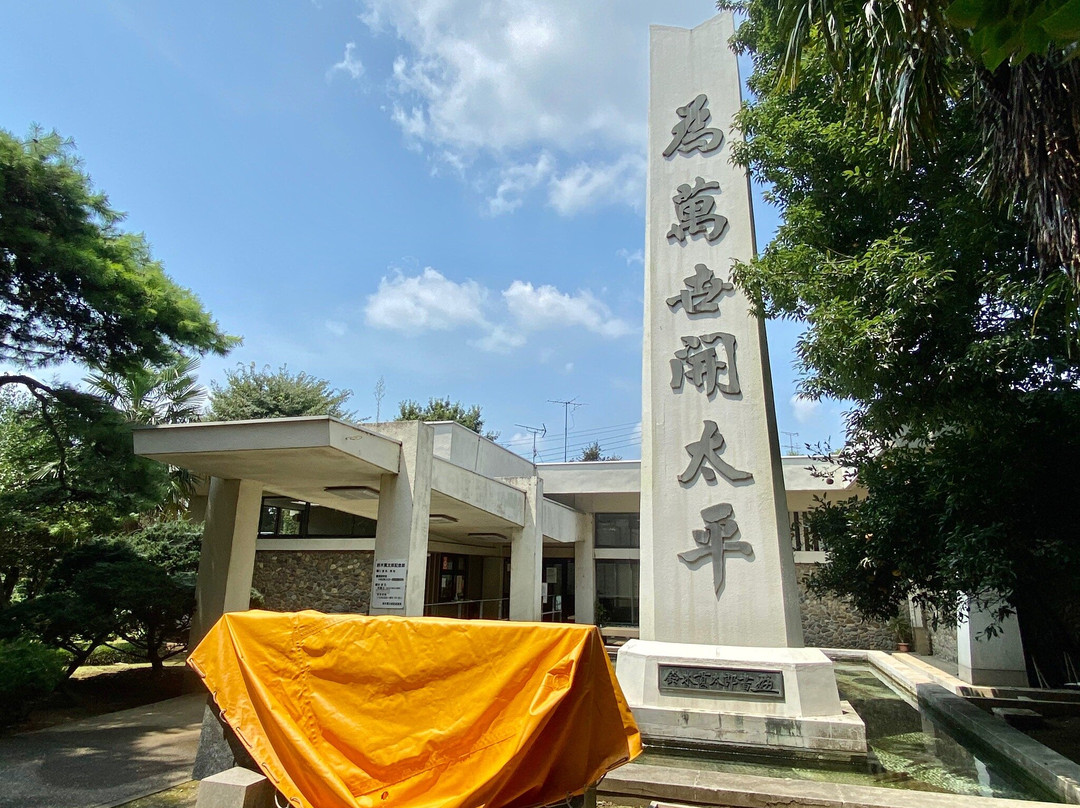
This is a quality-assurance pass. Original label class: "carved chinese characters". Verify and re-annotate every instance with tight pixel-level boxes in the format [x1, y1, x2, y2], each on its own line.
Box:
[662, 94, 754, 597]
[677, 504, 753, 593]
[666, 264, 733, 315]
[667, 177, 728, 244]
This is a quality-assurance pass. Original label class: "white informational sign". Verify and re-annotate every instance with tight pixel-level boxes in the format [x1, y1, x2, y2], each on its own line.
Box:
[371, 559, 407, 610]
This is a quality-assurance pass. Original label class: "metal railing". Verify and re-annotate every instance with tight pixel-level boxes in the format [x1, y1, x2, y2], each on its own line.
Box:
[422, 599, 567, 622]
[424, 598, 509, 620]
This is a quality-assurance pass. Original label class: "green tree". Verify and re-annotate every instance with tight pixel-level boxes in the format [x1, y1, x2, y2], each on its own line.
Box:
[730, 3, 1080, 683]
[0, 390, 168, 607]
[0, 127, 236, 388]
[4, 538, 194, 675]
[86, 354, 207, 515]
[85, 354, 206, 426]
[758, 0, 1080, 280]
[397, 396, 498, 439]
[577, 441, 622, 461]
[209, 363, 353, 421]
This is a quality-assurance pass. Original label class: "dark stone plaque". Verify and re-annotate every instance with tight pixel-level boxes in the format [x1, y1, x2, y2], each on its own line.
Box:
[658, 664, 785, 699]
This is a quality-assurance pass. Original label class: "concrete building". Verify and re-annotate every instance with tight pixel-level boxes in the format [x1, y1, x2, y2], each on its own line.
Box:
[133, 415, 862, 645]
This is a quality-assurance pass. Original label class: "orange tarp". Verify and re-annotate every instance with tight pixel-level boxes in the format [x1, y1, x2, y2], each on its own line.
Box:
[188, 611, 641, 808]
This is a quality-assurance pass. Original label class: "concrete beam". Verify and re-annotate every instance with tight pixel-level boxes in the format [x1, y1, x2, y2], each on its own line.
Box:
[431, 458, 525, 525]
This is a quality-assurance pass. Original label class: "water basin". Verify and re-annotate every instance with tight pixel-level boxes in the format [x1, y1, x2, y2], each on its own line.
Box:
[633, 663, 1059, 802]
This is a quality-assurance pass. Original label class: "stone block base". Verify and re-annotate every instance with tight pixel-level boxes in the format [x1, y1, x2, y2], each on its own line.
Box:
[196, 767, 274, 808]
[631, 700, 867, 761]
[616, 639, 867, 760]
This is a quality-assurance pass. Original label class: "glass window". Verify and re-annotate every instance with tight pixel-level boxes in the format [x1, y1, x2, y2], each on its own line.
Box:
[258, 497, 307, 536]
[258, 497, 375, 538]
[595, 559, 639, 626]
[595, 513, 640, 548]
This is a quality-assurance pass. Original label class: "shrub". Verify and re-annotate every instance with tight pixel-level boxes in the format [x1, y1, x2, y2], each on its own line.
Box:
[0, 637, 66, 725]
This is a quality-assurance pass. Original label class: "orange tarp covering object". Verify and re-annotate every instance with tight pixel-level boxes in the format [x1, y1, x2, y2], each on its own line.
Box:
[188, 611, 642, 808]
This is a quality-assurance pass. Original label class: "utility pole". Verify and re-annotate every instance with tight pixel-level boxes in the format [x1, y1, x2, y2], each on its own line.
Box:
[548, 398, 585, 461]
[515, 423, 546, 463]
[781, 431, 800, 455]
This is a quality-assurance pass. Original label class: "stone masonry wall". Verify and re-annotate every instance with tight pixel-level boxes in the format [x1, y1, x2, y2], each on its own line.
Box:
[929, 617, 958, 663]
[796, 564, 895, 650]
[252, 550, 373, 614]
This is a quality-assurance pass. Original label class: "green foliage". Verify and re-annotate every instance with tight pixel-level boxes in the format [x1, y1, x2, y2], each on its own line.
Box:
[86, 354, 207, 515]
[578, 441, 622, 461]
[4, 535, 196, 675]
[761, 0, 1080, 278]
[732, 3, 1080, 683]
[945, 0, 1080, 69]
[0, 390, 168, 607]
[85, 354, 206, 426]
[0, 637, 66, 725]
[209, 363, 353, 421]
[0, 127, 237, 375]
[397, 396, 498, 439]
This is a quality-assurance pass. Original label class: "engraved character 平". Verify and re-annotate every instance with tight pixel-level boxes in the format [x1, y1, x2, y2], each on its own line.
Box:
[663, 93, 724, 157]
[667, 177, 728, 244]
[677, 503, 754, 594]
[670, 332, 740, 398]
[666, 263, 734, 315]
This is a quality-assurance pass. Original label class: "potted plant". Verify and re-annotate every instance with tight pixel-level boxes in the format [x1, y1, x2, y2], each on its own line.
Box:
[888, 613, 914, 652]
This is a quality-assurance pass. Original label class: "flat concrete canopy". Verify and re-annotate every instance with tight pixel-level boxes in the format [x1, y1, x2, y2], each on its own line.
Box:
[133, 416, 529, 538]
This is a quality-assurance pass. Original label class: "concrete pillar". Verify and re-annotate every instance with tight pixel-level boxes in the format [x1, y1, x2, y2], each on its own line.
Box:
[191, 478, 263, 645]
[371, 421, 434, 617]
[507, 476, 543, 621]
[957, 597, 1028, 686]
[575, 513, 596, 625]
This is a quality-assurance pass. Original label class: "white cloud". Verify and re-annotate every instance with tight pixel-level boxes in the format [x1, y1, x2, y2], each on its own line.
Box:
[790, 394, 821, 424]
[324, 320, 348, 337]
[503, 281, 633, 338]
[327, 42, 364, 81]
[487, 153, 554, 216]
[547, 153, 646, 216]
[617, 247, 644, 266]
[364, 267, 487, 331]
[364, 267, 634, 350]
[564, 362, 574, 373]
[351, 1, 708, 214]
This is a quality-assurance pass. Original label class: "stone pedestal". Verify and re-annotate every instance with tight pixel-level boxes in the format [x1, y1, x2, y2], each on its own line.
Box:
[616, 640, 866, 759]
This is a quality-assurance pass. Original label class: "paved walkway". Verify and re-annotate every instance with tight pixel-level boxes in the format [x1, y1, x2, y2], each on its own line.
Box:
[0, 694, 205, 808]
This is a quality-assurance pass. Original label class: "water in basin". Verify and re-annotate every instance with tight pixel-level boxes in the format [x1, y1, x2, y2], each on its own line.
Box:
[634, 663, 1057, 801]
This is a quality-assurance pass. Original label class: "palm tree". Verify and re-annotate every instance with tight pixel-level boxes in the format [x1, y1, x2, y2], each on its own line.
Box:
[85, 355, 207, 515]
[756, 0, 1079, 281]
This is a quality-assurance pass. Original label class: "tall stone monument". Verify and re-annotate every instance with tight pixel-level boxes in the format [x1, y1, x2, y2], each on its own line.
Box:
[616, 14, 866, 759]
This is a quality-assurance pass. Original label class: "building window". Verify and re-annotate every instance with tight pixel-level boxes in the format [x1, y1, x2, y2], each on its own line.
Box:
[596, 559, 639, 626]
[789, 511, 821, 552]
[258, 496, 376, 538]
[595, 513, 640, 548]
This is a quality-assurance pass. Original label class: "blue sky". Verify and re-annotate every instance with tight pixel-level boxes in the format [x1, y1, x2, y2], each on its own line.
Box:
[0, 1, 847, 460]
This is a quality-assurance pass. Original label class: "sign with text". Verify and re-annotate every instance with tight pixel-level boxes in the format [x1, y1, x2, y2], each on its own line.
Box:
[371, 559, 407, 610]
[658, 664, 784, 699]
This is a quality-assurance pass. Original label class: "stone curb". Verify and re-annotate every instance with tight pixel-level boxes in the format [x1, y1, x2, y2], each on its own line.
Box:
[601, 762, 1060, 808]
[917, 683, 1080, 804]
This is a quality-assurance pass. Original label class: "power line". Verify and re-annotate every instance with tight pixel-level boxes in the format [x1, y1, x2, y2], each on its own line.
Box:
[502, 419, 639, 448]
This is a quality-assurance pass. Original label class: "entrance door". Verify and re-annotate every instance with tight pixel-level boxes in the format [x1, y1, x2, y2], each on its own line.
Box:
[541, 558, 575, 622]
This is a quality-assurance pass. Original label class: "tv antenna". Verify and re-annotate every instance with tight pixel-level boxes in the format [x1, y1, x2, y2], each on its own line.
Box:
[515, 423, 547, 463]
[781, 431, 800, 455]
[548, 397, 586, 461]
